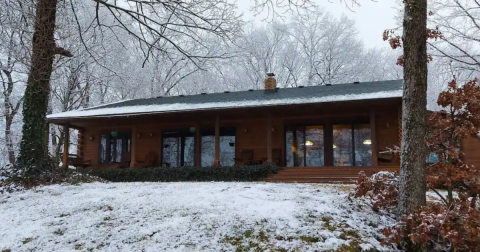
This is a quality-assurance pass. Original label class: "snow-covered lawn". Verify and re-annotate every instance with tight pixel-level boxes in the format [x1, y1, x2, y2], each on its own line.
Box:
[0, 182, 395, 251]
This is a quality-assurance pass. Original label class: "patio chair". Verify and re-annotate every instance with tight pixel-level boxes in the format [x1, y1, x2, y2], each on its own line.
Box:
[68, 157, 92, 169]
[378, 150, 395, 163]
[118, 154, 131, 168]
[272, 148, 282, 166]
[234, 149, 254, 165]
[137, 152, 157, 168]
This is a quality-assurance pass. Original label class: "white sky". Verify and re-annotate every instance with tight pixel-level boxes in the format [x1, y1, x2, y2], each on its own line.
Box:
[237, 0, 399, 49]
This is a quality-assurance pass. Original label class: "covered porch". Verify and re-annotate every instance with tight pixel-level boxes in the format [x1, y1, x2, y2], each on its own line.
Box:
[53, 98, 402, 177]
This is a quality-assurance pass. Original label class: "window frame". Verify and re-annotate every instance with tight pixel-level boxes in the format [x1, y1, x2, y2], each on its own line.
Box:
[161, 129, 196, 168]
[99, 132, 132, 164]
[332, 123, 372, 167]
[284, 124, 326, 167]
[199, 126, 237, 167]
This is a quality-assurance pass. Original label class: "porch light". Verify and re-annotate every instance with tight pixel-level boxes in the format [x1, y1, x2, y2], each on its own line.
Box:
[305, 141, 313, 146]
[363, 140, 372, 145]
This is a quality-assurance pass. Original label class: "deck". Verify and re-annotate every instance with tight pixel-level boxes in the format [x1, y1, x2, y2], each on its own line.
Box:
[261, 166, 400, 184]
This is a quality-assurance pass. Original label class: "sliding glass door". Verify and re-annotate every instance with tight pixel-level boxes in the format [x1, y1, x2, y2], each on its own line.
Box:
[285, 125, 324, 167]
[200, 127, 236, 167]
[333, 124, 372, 167]
[162, 130, 195, 167]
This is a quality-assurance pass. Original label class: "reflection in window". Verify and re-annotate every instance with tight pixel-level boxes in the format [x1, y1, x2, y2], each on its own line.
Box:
[184, 136, 195, 167]
[220, 136, 235, 166]
[99, 132, 131, 164]
[201, 135, 215, 167]
[200, 127, 236, 167]
[333, 125, 354, 166]
[286, 126, 324, 167]
[333, 124, 372, 167]
[427, 152, 439, 164]
[163, 134, 181, 167]
[306, 126, 324, 166]
[354, 124, 372, 166]
[162, 130, 195, 168]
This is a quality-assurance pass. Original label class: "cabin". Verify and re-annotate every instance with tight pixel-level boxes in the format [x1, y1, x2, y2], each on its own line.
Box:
[46, 75, 480, 183]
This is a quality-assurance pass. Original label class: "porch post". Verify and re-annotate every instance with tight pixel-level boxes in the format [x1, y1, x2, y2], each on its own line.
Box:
[195, 123, 201, 167]
[214, 116, 220, 167]
[324, 119, 333, 166]
[370, 108, 378, 167]
[130, 123, 137, 168]
[62, 124, 70, 170]
[266, 115, 273, 163]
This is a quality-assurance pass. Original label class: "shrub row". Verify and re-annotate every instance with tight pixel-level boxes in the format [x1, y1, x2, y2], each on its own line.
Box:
[83, 163, 282, 182]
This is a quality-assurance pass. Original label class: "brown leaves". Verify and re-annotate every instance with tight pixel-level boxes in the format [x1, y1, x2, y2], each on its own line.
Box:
[354, 171, 399, 212]
[383, 26, 443, 65]
[358, 78, 480, 251]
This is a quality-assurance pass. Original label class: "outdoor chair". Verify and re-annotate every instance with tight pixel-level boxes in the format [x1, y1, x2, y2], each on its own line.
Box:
[137, 152, 157, 168]
[378, 150, 395, 163]
[68, 156, 92, 169]
[234, 149, 254, 165]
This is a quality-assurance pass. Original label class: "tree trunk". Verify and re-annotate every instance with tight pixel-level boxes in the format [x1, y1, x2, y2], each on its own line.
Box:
[2, 69, 18, 165]
[18, 0, 58, 172]
[398, 0, 428, 216]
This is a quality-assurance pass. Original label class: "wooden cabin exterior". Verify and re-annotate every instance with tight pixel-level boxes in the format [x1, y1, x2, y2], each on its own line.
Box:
[47, 77, 480, 183]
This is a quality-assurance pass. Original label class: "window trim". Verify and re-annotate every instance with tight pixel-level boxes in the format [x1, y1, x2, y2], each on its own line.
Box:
[99, 131, 132, 164]
[161, 130, 196, 167]
[199, 126, 237, 167]
[284, 124, 326, 167]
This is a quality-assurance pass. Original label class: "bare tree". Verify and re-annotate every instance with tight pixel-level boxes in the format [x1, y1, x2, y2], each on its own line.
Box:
[17, 0, 242, 171]
[0, 0, 31, 164]
[428, 0, 480, 75]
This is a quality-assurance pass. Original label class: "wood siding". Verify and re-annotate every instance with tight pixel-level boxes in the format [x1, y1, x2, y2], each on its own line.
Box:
[66, 100, 404, 169]
[463, 135, 480, 169]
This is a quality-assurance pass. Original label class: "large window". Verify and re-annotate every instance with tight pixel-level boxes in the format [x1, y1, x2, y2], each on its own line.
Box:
[100, 132, 131, 164]
[286, 125, 324, 167]
[333, 124, 372, 167]
[201, 127, 236, 167]
[162, 130, 195, 167]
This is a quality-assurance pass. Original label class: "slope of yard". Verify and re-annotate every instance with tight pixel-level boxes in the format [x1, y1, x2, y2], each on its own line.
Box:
[0, 182, 395, 251]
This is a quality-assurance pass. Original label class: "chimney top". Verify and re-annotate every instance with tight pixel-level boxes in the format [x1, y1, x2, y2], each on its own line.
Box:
[264, 73, 277, 91]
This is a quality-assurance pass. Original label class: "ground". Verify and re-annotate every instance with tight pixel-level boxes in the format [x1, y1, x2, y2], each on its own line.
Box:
[0, 182, 396, 252]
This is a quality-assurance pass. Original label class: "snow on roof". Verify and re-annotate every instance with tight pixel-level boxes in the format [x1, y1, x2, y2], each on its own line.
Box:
[47, 80, 403, 120]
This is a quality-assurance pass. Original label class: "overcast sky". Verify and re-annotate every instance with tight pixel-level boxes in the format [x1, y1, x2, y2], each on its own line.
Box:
[237, 0, 399, 49]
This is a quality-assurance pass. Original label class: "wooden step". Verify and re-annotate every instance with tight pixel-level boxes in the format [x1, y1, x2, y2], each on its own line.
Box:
[260, 177, 357, 183]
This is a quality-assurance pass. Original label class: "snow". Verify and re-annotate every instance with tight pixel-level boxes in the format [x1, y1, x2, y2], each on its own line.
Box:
[0, 182, 396, 251]
[47, 90, 402, 119]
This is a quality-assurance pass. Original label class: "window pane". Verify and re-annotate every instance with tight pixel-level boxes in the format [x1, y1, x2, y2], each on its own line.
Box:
[163, 135, 180, 167]
[116, 138, 123, 163]
[306, 126, 324, 166]
[285, 126, 305, 167]
[333, 124, 353, 166]
[183, 136, 195, 167]
[109, 137, 116, 163]
[220, 136, 235, 166]
[100, 135, 107, 163]
[354, 124, 372, 166]
[201, 135, 215, 167]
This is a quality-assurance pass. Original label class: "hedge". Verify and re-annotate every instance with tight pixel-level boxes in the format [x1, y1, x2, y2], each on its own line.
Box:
[83, 163, 282, 182]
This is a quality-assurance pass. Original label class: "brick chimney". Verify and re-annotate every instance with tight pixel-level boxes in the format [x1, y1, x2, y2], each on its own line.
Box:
[265, 73, 276, 90]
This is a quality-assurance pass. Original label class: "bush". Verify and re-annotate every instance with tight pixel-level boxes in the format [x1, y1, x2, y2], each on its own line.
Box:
[83, 163, 282, 182]
[1, 163, 104, 194]
[354, 171, 399, 213]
